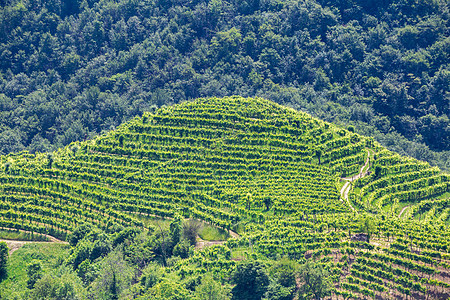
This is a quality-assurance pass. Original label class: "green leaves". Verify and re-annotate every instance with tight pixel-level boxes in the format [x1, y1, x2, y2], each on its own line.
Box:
[297, 260, 331, 300]
[231, 260, 270, 300]
[0, 242, 7, 280]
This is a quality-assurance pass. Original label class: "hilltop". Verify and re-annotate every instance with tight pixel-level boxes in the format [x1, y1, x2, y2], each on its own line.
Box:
[0, 97, 449, 299]
[0, 0, 449, 170]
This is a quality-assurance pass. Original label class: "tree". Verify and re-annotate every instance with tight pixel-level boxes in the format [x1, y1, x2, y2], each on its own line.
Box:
[245, 193, 252, 210]
[374, 165, 382, 179]
[358, 215, 376, 242]
[68, 228, 112, 269]
[194, 274, 231, 300]
[183, 220, 202, 246]
[69, 224, 92, 247]
[88, 248, 134, 300]
[170, 214, 182, 247]
[315, 148, 323, 165]
[112, 227, 141, 247]
[172, 240, 191, 259]
[90, 231, 112, 261]
[46, 153, 53, 168]
[118, 135, 124, 147]
[140, 263, 162, 290]
[270, 257, 297, 289]
[263, 280, 294, 300]
[297, 261, 331, 300]
[0, 242, 8, 280]
[142, 277, 190, 300]
[231, 260, 269, 300]
[30, 268, 86, 300]
[263, 196, 272, 211]
[152, 224, 170, 266]
[109, 271, 118, 300]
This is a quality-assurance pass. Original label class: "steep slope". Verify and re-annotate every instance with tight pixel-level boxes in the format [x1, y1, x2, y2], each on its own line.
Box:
[0, 96, 448, 235]
[0, 97, 448, 299]
[0, 0, 449, 171]
[0, 97, 346, 236]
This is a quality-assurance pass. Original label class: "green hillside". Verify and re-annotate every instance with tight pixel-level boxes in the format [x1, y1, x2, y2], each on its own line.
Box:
[0, 96, 449, 299]
[0, 0, 449, 171]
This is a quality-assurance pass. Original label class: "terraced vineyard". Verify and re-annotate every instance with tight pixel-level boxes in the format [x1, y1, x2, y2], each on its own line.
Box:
[0, 96, 448, 299]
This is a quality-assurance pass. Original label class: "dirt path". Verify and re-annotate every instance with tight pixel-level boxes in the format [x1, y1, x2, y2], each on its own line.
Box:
[1, 240, 40, 255]
[195, 238, 226, 249]
[0, 229, 68, 255]
[0, 239, 68, 255]
[398, 206, 410, 218]
[341, 151, 371, 182]
[340, 150, 371, 212]
[341, 182, 355, 212]
[195, 230, 240, 250]
[340, 182, 350, 200]
[228, 230, 240, 239]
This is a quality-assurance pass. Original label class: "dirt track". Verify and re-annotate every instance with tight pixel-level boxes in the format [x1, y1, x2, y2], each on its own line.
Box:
[0, 230, 68, 255]
[340, 150, 371, 212]
[398, 205, 410, 218]
[195, 230, 240, 249]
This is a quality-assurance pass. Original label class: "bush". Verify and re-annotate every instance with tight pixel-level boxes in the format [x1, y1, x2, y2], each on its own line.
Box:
[27, 260, 42, 289]
[173, 240, 192, 259]
[0, 241, 8, 279]
[183, 220, 202, 246]
[231, 260, 269, 300]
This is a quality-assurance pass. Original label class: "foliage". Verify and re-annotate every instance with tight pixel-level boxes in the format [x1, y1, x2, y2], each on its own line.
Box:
[0, 242, 7, 279]
[67, 228, 112, 269]
[170, 214, 183, 247]
[358, 215, 376, 242]
[0, 0, 448, 171]
[0, 243, 70, 299]
[68, 224, 92, 247]
[140, 277, 191, 300]
[269, 257, 298, 289]
[26, 260, 42, 289]
[30, 267, 86, 300]
[87, 248, 134, 300]
[263, 280, 294, 300]
[231, 260, 270, 300]
[140, 263, 163, 291]
[297, 261, 331, 300]
[173, 240, 192, 259]
[194, 274, 231, 300]
[182, 220, 202, 246]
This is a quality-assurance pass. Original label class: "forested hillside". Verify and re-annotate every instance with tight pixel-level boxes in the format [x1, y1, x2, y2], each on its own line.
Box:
[0, 97, 448, 299]
[0, 0, 448, 170]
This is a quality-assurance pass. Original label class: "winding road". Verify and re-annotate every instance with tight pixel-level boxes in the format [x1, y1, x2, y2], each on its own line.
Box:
[398, 206, 410, 218]
[340, 151, 371, 212]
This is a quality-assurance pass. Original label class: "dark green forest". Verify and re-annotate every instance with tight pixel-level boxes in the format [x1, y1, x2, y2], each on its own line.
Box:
[0, 0, 448, 169]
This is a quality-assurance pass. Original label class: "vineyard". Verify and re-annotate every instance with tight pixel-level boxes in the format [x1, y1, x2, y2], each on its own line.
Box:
[0, 96, 449, 299]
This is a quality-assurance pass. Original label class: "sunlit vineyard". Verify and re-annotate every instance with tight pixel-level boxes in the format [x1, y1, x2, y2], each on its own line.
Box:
[0, 96, 448, 299]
